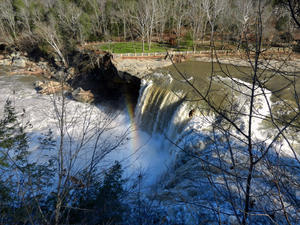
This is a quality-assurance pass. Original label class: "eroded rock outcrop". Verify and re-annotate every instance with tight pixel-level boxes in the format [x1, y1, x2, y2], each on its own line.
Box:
[70, 52, 141, 106]
[0, 45, 141, 107]
[0, 46, 53, 77]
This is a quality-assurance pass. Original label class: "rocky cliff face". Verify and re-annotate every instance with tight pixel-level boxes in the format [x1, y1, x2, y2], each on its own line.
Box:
[0, 45, 141, 108]
[70, 51, 141, 107]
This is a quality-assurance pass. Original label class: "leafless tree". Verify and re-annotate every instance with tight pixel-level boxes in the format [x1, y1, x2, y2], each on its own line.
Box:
[17, 0, 33, 36]
[0, 0, 17, 43]
[130, 0, 157, 52]
[187, 0, 207, 51]
[164, 0, 300, 224]
[285, 0, 300, 28]
[169, 0, 188, 46]
[115, 0, 131, 40]
[55, 0, 83, 43]
[233, 0, 255, 49]
[155, 0, 170, 42]
[216, 0, 234, 48]
[43, 82, 130, 224]
[35, 15, 68, 67]
[202, 0, 226, 47]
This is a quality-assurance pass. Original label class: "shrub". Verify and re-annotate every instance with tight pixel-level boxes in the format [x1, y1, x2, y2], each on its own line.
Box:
[69, 161, 126, 224]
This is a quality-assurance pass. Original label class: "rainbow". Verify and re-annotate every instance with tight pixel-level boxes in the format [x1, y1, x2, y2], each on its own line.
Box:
[124, 92, 140, 154]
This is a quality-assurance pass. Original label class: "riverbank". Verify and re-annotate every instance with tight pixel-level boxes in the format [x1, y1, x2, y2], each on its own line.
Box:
[1, 49, 300, 98]
[0, 52, 58, 79]
[0, 50, 141, 106]
[113, 58, 172, 78]
[114, 53, 300, 78]
[194, 55, 300, 72]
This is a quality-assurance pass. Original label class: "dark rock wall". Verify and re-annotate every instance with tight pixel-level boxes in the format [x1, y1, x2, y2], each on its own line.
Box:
[70, 51, 141, 107]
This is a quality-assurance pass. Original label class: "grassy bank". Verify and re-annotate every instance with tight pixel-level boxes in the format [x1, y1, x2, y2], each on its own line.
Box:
[93, 41, 230, 53]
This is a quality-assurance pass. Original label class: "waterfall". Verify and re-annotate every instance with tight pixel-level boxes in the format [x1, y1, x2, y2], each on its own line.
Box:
[134, 75, 278, 154]
[134, 80, 191, 145]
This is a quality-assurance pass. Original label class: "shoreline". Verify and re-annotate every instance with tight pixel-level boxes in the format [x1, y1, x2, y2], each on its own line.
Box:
[1, 49, 300, 82]
[113, 58, 172, 78]
[114, 54, 300, 78]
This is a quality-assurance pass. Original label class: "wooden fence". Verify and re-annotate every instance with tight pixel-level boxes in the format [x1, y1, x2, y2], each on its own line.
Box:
[112, 48, 290, 59]
[112, 50, 227, 58]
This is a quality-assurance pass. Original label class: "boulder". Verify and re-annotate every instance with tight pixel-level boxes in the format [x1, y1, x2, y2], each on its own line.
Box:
[11, 57, 26, 68]
[52, 69, 66, 80]
[0, 58, 11, 66]
[72, 87, 94, 103]
[37, 61, 49, 70]
[189, 109, 196, 118]
[10, 51, 20, 58]
[34, 80, 71, 95]
[34, 81, 44, 89]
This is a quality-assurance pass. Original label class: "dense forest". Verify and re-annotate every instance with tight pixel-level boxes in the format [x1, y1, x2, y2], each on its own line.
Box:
[0, 0, 299, 57]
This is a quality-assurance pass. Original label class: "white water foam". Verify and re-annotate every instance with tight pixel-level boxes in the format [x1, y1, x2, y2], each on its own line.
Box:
[0, 73, 173, 188]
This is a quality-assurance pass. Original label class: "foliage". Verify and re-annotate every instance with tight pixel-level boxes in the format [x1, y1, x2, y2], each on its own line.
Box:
[0, 0, 298, 55]
[96, 161, 126, 223]
[79, 12, 93, 41]
[68, 161, 126, 225]
[12, 0, 25, 13]
[0, 100, 56, 224]
[275, 15, 290, 31]
[0, 99, 28, 167]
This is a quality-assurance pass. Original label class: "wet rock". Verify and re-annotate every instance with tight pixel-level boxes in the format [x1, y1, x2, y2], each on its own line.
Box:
[52, 69, 66, 80]
[72, 87, 94, 103]
[11, 57, 26, 68]
[34, 81, 44, 89]
[34, 80, 71, 95]
[0, 58, 12, 66]
[189, 109, 196, 118]
[37, 61, 49, 70]
[10, 51, 20, 58]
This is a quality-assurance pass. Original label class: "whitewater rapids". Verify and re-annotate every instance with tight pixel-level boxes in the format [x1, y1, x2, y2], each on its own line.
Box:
[0, 71, 171, 187]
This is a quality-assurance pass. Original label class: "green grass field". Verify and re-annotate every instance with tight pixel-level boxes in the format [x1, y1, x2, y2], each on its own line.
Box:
[96, 41, 227, 53]
[98, 42, 168, 53]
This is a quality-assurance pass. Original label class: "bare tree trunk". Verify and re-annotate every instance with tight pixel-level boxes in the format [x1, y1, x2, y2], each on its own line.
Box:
[142, 37, 145, 52]
[54, 79, 66, 225]
[35, 18, 68, 67]
[123, 17, 126, 40]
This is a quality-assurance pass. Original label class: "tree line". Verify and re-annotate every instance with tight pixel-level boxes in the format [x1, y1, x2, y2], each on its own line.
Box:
[0, 0, 298, 55]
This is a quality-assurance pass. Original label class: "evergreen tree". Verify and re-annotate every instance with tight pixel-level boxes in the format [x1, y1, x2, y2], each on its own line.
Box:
[69, 161, 126, 225]
[0, 100, 56, 224]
